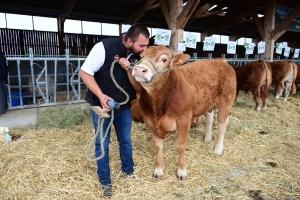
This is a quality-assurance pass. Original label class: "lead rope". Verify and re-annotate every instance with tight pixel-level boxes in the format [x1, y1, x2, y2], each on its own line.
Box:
[85, 57, 130, 162]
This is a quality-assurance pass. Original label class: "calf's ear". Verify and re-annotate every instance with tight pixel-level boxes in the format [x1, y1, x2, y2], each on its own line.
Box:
[170, 54, 190, 69]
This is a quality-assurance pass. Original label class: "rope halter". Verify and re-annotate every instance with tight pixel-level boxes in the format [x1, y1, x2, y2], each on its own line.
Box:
[132, 57, 170, 84]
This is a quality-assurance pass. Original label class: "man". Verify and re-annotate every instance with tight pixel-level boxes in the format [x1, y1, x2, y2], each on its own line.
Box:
[80, 23, 149, 198]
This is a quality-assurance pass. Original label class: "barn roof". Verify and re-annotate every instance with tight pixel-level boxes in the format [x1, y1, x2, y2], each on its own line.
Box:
[0, 0, 300, 46]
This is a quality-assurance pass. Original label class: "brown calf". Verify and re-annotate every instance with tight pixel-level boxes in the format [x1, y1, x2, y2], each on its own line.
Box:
[132, 45, 236, 181]
[232, 60, 272, 111]
[268, 61, 298, 101]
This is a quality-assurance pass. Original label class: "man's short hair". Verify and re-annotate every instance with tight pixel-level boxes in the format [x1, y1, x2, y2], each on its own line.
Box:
[125, 23, 150, 42]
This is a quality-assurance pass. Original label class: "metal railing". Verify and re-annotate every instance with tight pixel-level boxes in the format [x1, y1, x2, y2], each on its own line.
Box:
[4, 52, 300, 111]
[189, 53, 300, 65]
[5, 54, 87, 110]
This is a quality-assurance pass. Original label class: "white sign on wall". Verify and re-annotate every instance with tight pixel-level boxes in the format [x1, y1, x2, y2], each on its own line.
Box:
[284, 47, 291, 57]
[154, 28, 171, 46]
[227, 41, 237, 54]
[257, 41, 266, 54]
[282, 42, 288, 48]
[178, 42, 186, 51]
[203, 37, 216, 51]
[275, 42, 283, 54]
[245, 43, 255, 55]
[294, 49, 299, 58]
[185, 33, 197, 49]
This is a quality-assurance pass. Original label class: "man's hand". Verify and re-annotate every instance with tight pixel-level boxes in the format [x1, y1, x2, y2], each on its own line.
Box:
[98, 93, 112, 109]
[119, 58, 131, 71]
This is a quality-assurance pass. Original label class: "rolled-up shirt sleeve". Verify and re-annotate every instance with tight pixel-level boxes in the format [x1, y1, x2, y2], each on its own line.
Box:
[81, 42, 105, 76]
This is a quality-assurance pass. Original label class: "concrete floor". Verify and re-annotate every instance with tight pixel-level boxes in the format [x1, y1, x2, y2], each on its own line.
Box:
[0, 102, 89, 128]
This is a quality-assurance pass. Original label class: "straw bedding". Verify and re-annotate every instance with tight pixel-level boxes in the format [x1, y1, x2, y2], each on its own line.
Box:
[1, 91, 299, 199]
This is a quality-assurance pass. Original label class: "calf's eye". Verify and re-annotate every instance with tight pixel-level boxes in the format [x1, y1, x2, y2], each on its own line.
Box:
[162, 58, 167, 63]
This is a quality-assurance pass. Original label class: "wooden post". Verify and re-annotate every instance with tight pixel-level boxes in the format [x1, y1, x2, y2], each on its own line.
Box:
[169, 0, 183, 55]
[158, 0, 199, 55]
[263, 0, 276, 61]
[57, 16, 66, 55]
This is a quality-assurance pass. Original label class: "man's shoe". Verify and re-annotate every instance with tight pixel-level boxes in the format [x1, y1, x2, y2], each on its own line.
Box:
[102, 185, 113, 198]
[122, 172, 135, 179]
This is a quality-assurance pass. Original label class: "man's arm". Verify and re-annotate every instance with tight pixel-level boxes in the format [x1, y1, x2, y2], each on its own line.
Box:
[79, 70, 112, 108]
[118, 58, 142, 95]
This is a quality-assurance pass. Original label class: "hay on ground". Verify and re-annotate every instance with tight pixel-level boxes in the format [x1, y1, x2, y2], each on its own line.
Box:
[0, 91, 299, 199]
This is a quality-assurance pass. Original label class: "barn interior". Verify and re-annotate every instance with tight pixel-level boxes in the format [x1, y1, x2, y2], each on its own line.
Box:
[0, 1, 300, 199]
[0, 0, 299, 111]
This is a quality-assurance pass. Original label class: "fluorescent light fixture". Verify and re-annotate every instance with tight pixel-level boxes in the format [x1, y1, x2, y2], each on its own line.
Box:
[208, 5, 217, 11]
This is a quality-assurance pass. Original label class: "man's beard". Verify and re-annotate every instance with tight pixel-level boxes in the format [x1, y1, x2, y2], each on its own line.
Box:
[128, 44, 142, 54]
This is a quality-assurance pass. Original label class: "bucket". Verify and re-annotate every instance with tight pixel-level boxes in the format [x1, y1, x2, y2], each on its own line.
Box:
[11, 92, 28, 106]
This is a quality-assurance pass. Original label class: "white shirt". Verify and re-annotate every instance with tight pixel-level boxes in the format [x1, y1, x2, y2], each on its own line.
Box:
[80, 42, 105, 76]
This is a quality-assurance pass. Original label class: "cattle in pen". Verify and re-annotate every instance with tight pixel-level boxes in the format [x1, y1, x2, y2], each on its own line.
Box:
[131, 45, 236, 181]
[268, 61, 298, 101]
[231, 60, 272, 111]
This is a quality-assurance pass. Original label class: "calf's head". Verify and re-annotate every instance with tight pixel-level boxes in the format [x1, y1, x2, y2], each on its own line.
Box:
[132, 45, 190, 83]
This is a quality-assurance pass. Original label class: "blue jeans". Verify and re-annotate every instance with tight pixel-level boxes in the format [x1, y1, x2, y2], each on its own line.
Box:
[91, 108, 134, 186]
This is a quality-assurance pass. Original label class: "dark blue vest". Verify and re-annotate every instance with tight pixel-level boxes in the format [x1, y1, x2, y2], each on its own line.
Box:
[84, 36, 137, 112]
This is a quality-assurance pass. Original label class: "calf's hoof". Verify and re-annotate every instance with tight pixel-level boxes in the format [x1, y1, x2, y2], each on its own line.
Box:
[177, 169, 187, 181]
[205, 135, 212, 141]
[153, 168, 164, 180]
[214, 147, 223, 156]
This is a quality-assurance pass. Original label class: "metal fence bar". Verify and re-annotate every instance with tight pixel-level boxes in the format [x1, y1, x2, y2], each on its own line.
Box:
[5, 57, 87, 110]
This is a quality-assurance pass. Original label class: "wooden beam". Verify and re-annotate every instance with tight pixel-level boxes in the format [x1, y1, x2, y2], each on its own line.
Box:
[123, 0, 158, 24]
[276, 0, 288, 7]
[158, 0, 171, 29]
[176, 0, 200, 29]
[272, 29, 287, 41]
[195, 5, 245, 19]
[60, 0, 78, 21]
[169, 0, 183, 54]
[190, 1, 219, 20]
[246, 6, 265, 39]
[271, 1, 300, 39]
[57, 0, 78, 55]
[263, 0, 275, 61]
[201, 31, 208, 41]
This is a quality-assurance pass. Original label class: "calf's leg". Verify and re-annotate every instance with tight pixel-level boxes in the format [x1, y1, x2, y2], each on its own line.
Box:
[261, 84, 269, 110]
[204, 110, 214, 141]
[252, 87, 261, 111]
[275, 82, 284, 100]
[174, 132, 188, 181]
[215, 103, 231, 155]
[283, 81, 292, 101]
[148, 127, 165, 179]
